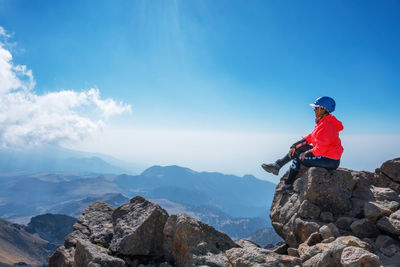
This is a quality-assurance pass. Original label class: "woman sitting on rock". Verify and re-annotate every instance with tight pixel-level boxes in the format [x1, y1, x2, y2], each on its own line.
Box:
[262, 96, 344, 190]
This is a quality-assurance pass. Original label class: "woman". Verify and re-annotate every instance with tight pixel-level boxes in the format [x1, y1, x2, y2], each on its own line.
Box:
[262, 96, 344, 190]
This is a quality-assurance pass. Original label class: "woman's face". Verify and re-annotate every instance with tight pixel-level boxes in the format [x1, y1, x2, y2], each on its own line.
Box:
[314, 106, 326, 118]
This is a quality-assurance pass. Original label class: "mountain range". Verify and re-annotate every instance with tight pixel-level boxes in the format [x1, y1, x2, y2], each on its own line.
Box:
[0, 145, 281, 264]
[0, 145, 140, 175]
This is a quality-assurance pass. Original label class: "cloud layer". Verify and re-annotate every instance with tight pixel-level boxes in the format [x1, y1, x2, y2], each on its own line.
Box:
[0, 27, 131, 147]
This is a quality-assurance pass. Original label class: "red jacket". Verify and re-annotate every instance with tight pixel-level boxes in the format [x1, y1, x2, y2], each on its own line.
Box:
[304, 115, 344, 160]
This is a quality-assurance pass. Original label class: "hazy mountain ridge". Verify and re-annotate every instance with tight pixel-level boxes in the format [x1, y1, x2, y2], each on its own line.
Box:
[0, 152, 280, 253]
[0, 145, 138, 175]
[116, 165, 276, 218]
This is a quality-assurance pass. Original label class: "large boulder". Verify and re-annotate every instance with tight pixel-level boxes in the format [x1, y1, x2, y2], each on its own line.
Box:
[163, 213, 237, 267]
[226, 244, 301, 267]
[340, 246, 380, 267]
[271, 158, 400, 266]
[109, 196, 169, 256]
[48, 246, 74, 267]
[74, 239, 125, 267]
[380, 157, 400, 182]
[64, 201, 115, 248]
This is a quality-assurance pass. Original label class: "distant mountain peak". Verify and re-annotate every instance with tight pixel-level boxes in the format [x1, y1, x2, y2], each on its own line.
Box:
[141, 165, 196, 176]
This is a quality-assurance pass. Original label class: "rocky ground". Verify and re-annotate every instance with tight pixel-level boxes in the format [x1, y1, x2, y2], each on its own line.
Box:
[50, 158, 400, 266]
[271, 157, 400, 267]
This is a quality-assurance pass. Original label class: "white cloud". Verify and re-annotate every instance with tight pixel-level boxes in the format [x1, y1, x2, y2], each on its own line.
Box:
[0, 27, 131, 147]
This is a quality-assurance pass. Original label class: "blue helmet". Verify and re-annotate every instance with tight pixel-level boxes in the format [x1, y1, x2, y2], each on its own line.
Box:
[310, 96, 336, 113]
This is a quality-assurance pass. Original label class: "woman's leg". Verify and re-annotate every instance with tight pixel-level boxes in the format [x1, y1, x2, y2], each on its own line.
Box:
[300, 155, 340, 170]
[284, 144, 313, 185]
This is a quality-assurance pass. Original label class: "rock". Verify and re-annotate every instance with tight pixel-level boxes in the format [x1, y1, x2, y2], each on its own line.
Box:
[270, 190, 302, 247]
[380, 158, 400, 182]
[287, 248, 299, 257]
[364, 201, 392, 222]
[390, 209, 400, 220]
[371, 186, 400, 202]
[379, 200, 400, 212]
[321, 237, 335, 243]
[48, 246, 74, 267]
[337, 236, 371, 250]
[294, 218, 320, 244]
[65, 202, 115, 248]
[336, 217, 356, 231]
[350, 218, 380, 238]
[319, 223, 340, 240]
[236, 239, 260, 249]
[270, 167, 359, 247]
[109, 196, 169, 256]
[305, 232, 322, 246]
[74, 239, 126, 267]
[225, 245, 302, 267]
[376, 216, 400, 236]
[302, 168, 356, 215]
[272, 243, 288, 255]
[375, 235, 398, 248]
[163, 213, 237, 267]
[303, 238, 347, 267]
[320, 211, 334, 222]
[298, 200, 321, 219]
[340, 246, 380, 267]
[297, 242, 327, 262]
[380, 246, 395, 257]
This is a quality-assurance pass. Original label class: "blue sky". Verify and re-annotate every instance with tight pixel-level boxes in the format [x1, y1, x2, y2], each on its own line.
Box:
[0, 0, 399, 181]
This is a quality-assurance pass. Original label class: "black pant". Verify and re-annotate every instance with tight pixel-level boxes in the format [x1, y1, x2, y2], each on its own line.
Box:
[278, 144, 340, 185]
[290, 144, 340, 171]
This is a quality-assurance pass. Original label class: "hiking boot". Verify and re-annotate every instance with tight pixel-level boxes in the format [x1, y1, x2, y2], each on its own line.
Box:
[261, 163, 281, 176]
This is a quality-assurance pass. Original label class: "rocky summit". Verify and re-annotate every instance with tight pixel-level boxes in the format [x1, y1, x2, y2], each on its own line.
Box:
[49, 196, 300, 267]
[50, 158, 400, 267]
[271, 157, 400, 266]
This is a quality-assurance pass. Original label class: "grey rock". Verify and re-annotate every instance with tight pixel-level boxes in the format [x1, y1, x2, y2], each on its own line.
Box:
[319, 223, 340, 240]
[287, 248, 299, 257]
[226, 245, 302, 267]
[298, 200, 321, 219]
[350, 218, 380, 238]
[163, 213, 237, 267]
[321, 237, 335, 243]
[302, 168, 356, 215]
[294, 217, 320, 245]
[364, 201, 392, 222]
[272, 243, 288, 255]
[320, 211, 334, 222]
[48, 246, 74, 267]
[375, 235, 398, 248]
[109, 196, 169, 256]
[380, 247, 395, 257]
[74, 239, 126, 267]
[377, 216, 400, 236]
[336, 216, 356, 231]
[379, 200, 400, 212]
[297, 242, 325, 262]
[371, 186, 400, 203]
[305, 232, 322, 246]
[336, 236, 371, 250]
[303, 238, 347, 267]
[65, 201, 115, 248]
[236, 239, 260, 249]
[340, 246, 380, 267]
[380, 158, 400, 182]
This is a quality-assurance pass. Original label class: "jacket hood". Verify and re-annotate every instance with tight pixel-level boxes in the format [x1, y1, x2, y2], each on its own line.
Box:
[323, 114, 344, 131]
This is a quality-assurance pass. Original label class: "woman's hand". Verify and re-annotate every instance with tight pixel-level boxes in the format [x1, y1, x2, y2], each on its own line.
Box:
[289, 147, 295, 158]
[300, 150, 311, 161]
